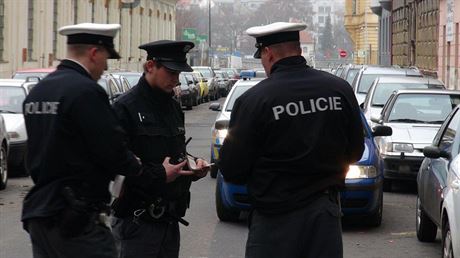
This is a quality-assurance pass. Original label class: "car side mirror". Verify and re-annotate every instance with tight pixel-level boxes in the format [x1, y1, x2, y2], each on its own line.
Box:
[423, 146, 451, 159]
[209, 103, 221, 111]
[203, 78, 208, 82]
[187, 80, 193, 84]
[214, 120, 229, 130]
[370, 114, 382, 124]
[372, 125, 392, 137]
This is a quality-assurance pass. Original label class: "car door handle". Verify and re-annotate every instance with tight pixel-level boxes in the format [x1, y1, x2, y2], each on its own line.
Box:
[452, 180, 460, 190]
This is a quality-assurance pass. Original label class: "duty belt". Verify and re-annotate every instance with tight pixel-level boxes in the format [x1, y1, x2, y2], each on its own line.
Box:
[132, 197, 189, 226]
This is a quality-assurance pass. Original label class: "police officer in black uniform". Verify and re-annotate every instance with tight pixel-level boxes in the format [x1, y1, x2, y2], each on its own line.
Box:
[21, 23, 172, 258]
[219, 22, 365, 258]
[111, 40, 210, 258]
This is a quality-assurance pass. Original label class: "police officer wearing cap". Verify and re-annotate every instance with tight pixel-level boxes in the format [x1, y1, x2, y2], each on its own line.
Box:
[219, 22, 364, 258]
[22, 23, 170, 258]
[111, 40, 210, 258]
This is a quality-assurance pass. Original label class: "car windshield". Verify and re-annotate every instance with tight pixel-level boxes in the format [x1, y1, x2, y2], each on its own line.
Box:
[371, 83, 443, 107]
[13, 72, 49, 80]
[97, 78, 109, 93]
[225, 86, 252, 112]
[193, 68, 212, 78]
[346, 68, 359, 85]
[388, 94, 460, 124]
[0, 86, 26, 113]
[216, 73, 224, 78]
[358, 74, 405, 94]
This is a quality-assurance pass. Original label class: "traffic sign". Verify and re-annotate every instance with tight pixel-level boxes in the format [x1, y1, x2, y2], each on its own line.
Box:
[339, 50, 347, 58]
[182, 28, 197, 42]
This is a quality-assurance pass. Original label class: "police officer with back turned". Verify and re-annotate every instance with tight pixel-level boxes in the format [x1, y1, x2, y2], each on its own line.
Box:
[111, 40, 210, 258]
[21, 23, 173, 258]
[219, 22, 364, 258]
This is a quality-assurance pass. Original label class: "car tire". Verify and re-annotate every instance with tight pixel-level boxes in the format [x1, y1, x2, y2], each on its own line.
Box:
[210, 165, 218, 178]
[0, 144, 7, 190]
[442, 219, 454, 258]
[383, 178, 392, 192]
[416, 196, 437, 242]
[366, 193, 383, 227]
[215, 175, 240, 222]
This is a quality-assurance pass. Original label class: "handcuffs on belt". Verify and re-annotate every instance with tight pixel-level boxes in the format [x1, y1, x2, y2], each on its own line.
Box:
[132, 198, 189, 226]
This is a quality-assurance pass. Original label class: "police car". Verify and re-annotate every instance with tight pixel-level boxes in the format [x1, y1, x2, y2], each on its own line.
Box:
[0, 79, 38, 175]
[210, 79, 392, 226]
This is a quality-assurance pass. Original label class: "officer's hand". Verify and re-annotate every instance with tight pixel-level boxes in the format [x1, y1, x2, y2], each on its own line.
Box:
[192, 159, 210, 179]
[163, 157, 194, 183]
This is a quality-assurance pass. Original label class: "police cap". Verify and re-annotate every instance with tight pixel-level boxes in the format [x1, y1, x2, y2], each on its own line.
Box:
[59, 23, 121, 59]
[139, 40, 195, 72]
[246, 22, 307, 59]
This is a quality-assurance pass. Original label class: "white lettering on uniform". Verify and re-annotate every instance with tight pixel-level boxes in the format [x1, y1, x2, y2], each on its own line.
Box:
[24, 102, 60, 115]
[271, 97, 344, 120]
[272, 105, 284, 120]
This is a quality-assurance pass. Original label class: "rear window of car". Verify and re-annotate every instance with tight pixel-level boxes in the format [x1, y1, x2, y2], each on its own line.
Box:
[358, 74, 405, 94]
[193, 68, 213, 78]
[371, 83, 444, 106]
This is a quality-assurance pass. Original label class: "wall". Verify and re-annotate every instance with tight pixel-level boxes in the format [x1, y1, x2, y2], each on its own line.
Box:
[439, 0, 460, 89]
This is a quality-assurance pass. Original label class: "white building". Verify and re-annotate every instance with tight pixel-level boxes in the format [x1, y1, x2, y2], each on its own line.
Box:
[311, 0, 338, 29]
[0, 0, 178, 78]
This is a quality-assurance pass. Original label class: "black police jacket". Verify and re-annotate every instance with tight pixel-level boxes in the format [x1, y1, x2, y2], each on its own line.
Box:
[22, 59, 142, 221]
[112, 76, 196, 217]
[219, 56, 364, 214]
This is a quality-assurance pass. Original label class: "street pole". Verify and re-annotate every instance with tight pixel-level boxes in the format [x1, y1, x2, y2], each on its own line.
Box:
[208, 0, 212, 67]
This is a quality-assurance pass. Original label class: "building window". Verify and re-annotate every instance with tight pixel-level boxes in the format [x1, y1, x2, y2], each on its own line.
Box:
[91, 1, 95, 22]
[352, 0, 356, 15]
[325, 7, 331, 13]
[319, 16, 325, 24]
[53, 0, 58, 58]
[27, 0, 34, 61]
[319, 7, 324, 14]
[0, 0, 4, 61]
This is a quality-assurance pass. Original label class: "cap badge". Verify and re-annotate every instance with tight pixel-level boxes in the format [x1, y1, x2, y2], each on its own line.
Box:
[183, 45, 192, 52]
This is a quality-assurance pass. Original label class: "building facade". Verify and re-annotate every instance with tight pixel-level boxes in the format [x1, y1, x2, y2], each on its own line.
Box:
[0, 0, 178, 78]
[371, 0, 392, 66]
[439, 0, 459, 89]
[344, 0, 379, 64]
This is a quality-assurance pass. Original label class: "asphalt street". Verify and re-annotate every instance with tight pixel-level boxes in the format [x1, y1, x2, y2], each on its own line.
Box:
[0, 97, 442, 258]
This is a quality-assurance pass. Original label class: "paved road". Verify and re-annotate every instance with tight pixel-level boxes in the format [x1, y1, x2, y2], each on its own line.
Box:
[0, 98, 442, 258]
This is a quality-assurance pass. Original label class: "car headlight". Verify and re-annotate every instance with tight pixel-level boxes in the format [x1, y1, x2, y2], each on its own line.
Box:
[212, 128, 228, 144]
[8, 131, 20, 139]
[346, 165, 377, 179]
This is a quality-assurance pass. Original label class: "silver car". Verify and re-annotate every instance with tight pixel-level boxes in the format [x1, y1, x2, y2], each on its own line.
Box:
[362, 76, 444, 127]
[371, 89, 460, 191]
[352, 66, 422, 104]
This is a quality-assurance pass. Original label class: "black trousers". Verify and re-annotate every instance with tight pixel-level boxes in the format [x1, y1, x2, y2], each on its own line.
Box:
[112, 217, 180, 258]
[26, 217, 117, 258]
[245, 193, 343, 258]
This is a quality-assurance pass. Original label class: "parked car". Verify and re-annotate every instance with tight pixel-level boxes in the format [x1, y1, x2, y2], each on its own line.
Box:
[416, 104, 460, 258]
[183, 72, 202, 105]
[12, 67, 56, 80]
[97, 74, 125, 103]
[191, 71, 210, 102]
[0, 114, 9, 189]
[352, 66, 422, 104]
[0, 79, 38, 175]
[220, 68, 239, 87]
[110, 73, 133, 91]
[210, 79, 392, 225]
[371, 89, 460, 191]
[215, 70, 231, 97]
[192, 66, 219, 100]
[339, 64, 364, 85]
[362, 76, 445, 127]
[110, 71, 142, 87]
[179, 73, 198, 110]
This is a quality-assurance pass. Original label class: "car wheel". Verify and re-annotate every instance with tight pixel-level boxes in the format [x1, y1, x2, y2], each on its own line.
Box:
[383, 178, 392, 192]
[443, 219, 454, 258]
[416, 196, 437, 242]
[215, 175, 240, 222]
[210, 165, 218, 178]
[0, 144, 7, 190]
[366, 193, 383, 227]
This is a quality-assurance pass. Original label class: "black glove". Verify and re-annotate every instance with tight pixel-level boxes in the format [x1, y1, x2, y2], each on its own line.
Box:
[127, 163, 167, 199]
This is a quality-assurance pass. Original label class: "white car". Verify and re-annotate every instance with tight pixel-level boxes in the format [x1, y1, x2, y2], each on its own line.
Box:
[371, 89, 460, 191]
[0, 114, 9, 189]
[0, 79, 37, 175]
[362, 76, 445, 127]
